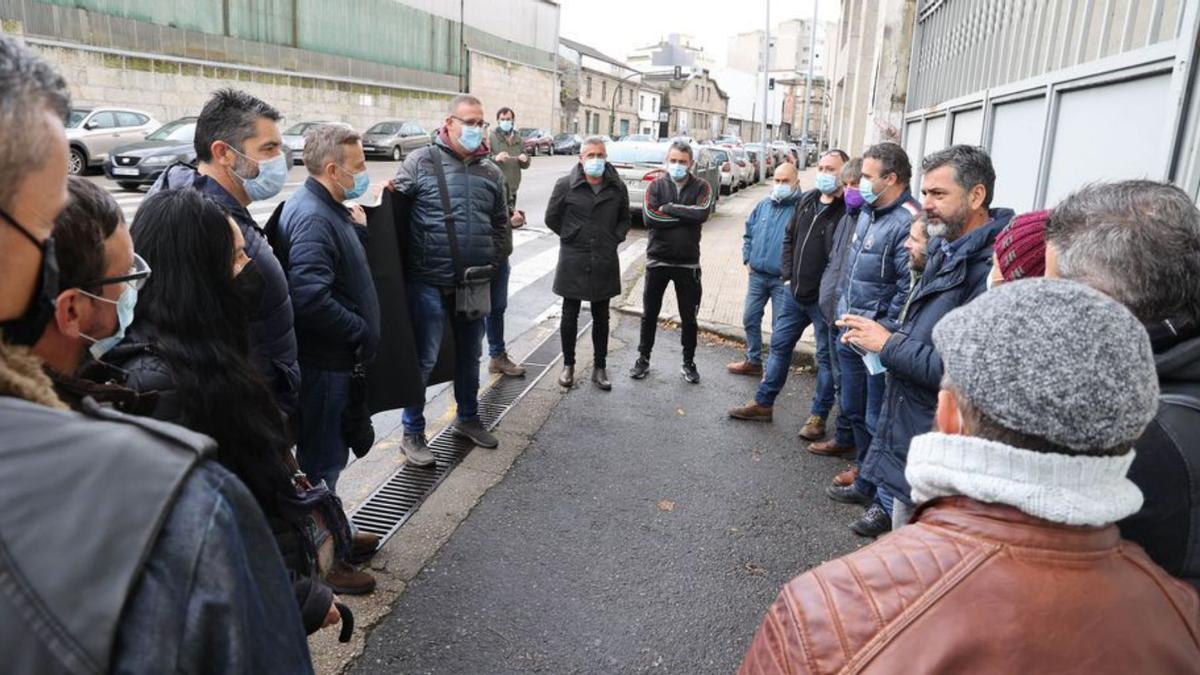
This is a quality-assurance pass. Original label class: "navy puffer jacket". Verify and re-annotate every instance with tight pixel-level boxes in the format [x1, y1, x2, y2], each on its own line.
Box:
[861, 209, 1014, 507]
[837, 191, 921, 330]
[393, 135, 508, 288]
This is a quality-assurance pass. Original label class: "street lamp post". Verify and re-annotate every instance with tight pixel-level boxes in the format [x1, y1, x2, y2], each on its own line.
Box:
[608, 70, 642, 139]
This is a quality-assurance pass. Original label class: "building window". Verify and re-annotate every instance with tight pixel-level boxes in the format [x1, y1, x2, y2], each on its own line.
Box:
[586, 76, 592, 98]
[640, 95, 645, 111]
[602, 81, 607, 102]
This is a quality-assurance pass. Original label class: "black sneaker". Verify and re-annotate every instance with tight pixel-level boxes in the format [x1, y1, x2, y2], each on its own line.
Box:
[825, 483, 873, 506]
[681, 361, 700, 384]
[629, 356, 650, 380]
[850, 503, 892, 538]
[451, 417, 499, 449]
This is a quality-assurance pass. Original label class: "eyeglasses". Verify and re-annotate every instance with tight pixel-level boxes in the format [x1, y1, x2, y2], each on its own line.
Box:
[451, 116, 489, 131]
[81, 252, 152, 291]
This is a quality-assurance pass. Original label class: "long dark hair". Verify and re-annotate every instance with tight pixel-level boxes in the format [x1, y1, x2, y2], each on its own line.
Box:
[130, 189, 292, 510]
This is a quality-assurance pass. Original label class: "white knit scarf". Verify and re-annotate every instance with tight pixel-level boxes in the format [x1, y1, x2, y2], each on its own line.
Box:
[905, 433, 1144, 527]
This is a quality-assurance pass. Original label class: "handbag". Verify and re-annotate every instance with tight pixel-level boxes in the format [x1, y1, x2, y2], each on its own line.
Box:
[429, 146, 493, 320]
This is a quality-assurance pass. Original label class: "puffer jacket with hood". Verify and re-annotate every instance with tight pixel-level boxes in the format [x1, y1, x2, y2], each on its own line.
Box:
[837, 190, 921, 330]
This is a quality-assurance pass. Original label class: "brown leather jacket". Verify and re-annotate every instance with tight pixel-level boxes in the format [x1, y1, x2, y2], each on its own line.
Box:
[740, 497, 1200, 674]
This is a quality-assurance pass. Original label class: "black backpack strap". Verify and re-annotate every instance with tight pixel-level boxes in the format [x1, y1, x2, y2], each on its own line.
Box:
[427, 147, 463, 283]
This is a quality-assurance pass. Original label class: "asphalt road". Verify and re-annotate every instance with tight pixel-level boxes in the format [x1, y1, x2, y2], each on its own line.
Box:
[352, 317, 865, 674]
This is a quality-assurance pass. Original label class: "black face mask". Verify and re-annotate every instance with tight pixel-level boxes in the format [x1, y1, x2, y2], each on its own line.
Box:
[235, 259, 265, 311]
[0, 206, 59, 347]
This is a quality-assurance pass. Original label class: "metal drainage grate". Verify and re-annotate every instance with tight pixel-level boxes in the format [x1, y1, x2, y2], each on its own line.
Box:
[350, 321, 589, 545]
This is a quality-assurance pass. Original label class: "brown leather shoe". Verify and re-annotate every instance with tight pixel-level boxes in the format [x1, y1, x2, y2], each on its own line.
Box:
[832, 465, 858, 486]
[726, 359, 763, 376]
[729, 401, 773, 422]
[326, 562, 376, 595]
[798, 415, 827, 441]
[489, 353, 526, 377]
[351, 531, 380, 559]
[808, 438, 856, 456]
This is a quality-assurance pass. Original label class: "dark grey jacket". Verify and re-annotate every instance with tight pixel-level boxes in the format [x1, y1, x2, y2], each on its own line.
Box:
[546, 163, 631, 302]
[393, 136, 508, 287]
[0, 396, 312, 674]
[819, 207, 862, 323]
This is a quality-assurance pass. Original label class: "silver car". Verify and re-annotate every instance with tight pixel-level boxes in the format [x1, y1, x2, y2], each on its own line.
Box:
[282, 120, 348, 164]
[361, 120, 432, 161]
[65, 107, 159, 175]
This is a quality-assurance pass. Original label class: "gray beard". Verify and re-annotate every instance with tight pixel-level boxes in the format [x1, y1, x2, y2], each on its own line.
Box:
[927, 217, 965, 241]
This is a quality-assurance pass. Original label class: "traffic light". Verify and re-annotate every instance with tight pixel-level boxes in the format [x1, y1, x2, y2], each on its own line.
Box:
[674, 65, 682, 80]
[769, 77, 775, 91]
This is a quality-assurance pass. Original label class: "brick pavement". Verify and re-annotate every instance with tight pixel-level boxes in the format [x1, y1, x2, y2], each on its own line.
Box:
[617, 167, 821, 362]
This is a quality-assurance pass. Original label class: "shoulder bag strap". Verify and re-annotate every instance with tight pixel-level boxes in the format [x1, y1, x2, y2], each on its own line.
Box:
[428, 146, 463, 282]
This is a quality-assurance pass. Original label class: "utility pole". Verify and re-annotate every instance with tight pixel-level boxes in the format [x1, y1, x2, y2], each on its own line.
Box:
[800, 0, 818, 167]
[760, 0, 770, 182]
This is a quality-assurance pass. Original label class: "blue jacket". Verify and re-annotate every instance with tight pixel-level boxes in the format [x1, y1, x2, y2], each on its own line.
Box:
[149, 164, 301, 417]
[837, 191, 921, 330]
[393, 136, 508, 288]
[742, 190, 801, 277]
[277, 178, 381, 370]
[862, 209, 1015, 506]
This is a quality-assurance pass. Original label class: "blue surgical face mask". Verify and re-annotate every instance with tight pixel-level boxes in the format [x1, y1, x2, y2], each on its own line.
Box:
[858, 176, 879, 205]
[80, 284, 136, 360]
[340, 166, 370, 200]
[815, 172, 838, 195]
[459, 124, 484, 152]
[583, 158, 606, 177]
[230, 147, 288, 201]
[667, 162, 688, 181]
[863, 350, 887, 375]
[498, 120, 514, 133]
[771, 183, 795, 202]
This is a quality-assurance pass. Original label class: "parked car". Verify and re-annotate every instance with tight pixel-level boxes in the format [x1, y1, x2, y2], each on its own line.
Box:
[620, 133, 655, 142]
[361, 120, 432, 161]
[607, 140, 719, 217]
[744, 143, 777, 179]
[715, 134, 743, 145]
[282, 120, 349, 164]
[518, 127, 554, 155]
[104, 117, 197, 191]
[553, 133, 583, 155]
[730, 148, 756, 187]
[707, 145, 738, 194]
[66, 107, 160, 175]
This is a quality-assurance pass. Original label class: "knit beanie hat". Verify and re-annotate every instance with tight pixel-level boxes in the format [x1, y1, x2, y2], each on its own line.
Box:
[993, 210, 1049, 281]
[933, 278, 1159, 452]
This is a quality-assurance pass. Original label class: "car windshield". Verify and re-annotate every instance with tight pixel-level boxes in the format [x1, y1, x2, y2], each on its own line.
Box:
[518, 128, 539, 137]
[284, 122, 320, 135]
[145, 119, 197, 142]
[606, 143, 669, 165]
[554, 133, 575, 141]
[711, 149, 729, 162]
[366, 122, 397, 134]
[66, 109, 92, 128]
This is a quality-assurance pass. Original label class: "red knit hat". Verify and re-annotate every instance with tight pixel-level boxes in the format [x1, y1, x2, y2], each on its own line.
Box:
[994, 210, 1049, 281]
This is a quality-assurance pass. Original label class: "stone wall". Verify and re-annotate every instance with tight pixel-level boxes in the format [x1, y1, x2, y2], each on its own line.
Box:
[467, 50, 557, 133]
[30, 43, 454, 133]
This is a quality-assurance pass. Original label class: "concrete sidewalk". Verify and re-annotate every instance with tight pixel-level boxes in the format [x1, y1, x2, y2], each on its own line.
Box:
[617, 167, 822, 365]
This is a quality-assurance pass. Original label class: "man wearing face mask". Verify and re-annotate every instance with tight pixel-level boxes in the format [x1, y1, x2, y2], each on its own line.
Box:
[276, 124, 381, 495]
[0, 36, 314, 673]
[390, 95, 509, 465]
[635, 140, 714, 383]
[32, 177, 154, 413]
[485, 106, 530, 378]
[839, 145, 1013, 536]
[150, 88, 300, 423]
[729, 151, 847, 446]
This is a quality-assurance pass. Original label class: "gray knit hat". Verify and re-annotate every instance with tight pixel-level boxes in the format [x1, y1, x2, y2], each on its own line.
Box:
[933, 277, 1159, 451]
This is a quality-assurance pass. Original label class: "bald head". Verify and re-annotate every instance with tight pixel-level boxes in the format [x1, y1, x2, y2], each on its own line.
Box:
[774, 163, 798, 184]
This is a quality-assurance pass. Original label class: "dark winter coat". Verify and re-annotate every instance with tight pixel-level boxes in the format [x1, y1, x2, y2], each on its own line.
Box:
[642, 172, 714, 265]
[819, 207, 861, 323]
[742, 189, 800, 278]
[861, 209, 1015, 506]
[545, 162, 631, 301]
[1121, 329, 1200, 591]
[393, 134, 508, 286]
[276, 178, 381, 370]
[148, 164, 301, 418]
[782, 189, 846, 303]
[838, 191, 921, 330]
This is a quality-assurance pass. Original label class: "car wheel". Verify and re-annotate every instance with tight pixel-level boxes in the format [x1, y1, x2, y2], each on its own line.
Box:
[392, 146, 403, 162]
[68, 148, 86, 176]
[116, 181, 142, 192]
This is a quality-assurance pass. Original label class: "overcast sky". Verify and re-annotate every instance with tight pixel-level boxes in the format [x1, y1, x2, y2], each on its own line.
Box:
[557, 0, 841, 68]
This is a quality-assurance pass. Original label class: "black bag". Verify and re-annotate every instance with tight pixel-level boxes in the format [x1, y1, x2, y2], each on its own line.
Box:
[428, 146, 493, 320]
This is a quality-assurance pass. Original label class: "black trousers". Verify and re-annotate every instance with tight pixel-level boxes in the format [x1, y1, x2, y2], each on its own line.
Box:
[638, 266, 702, 362]
[561, 298, 611, 368]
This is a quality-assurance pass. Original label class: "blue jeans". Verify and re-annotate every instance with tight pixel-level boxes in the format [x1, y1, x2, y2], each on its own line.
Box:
[485, 258, 510, 358]
[297, 367, 351, 492]
[837, 338, 887, 498]
[742, 270, 789, 365]
[825, 321, 855, 446]
[402, 281, 486, 435]
[755, 294, 836, 418]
